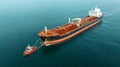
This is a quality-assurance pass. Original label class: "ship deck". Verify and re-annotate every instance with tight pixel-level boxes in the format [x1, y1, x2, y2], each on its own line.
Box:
[38, 16, 97, 37]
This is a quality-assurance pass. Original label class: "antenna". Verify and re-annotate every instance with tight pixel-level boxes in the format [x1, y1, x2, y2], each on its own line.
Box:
[95, 6, 98, 11]
[68, 18, 70, 23]
[44, 26, 47, 35]
[95, 6, 98, 9]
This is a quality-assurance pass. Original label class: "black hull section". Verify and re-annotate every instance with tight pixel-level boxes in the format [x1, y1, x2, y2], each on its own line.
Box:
[40, 36, 60, 41]
[40, 16, 102, 41]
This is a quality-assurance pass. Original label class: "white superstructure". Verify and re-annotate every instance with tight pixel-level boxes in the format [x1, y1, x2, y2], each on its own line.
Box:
[88, 6, 102, 17]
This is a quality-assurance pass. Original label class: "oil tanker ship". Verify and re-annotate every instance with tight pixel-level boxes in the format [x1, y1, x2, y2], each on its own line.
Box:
[38, 6, 103, 46]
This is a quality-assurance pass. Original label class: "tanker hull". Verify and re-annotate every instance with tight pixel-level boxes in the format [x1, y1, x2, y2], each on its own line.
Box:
[38, 7, 103, 46]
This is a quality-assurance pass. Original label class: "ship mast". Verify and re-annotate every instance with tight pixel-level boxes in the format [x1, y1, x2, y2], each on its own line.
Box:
[79, 18, 81, 24]
[77, 18, 81, 26]
[44, 26, 47, 35]
[68, 18, 71, 23]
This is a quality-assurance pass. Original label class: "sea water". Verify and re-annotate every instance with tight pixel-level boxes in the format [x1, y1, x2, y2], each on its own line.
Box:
[0, 0, 120, 67]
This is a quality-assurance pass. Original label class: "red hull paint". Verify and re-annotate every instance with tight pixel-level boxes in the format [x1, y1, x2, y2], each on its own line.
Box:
[43, 20, 100, 46]
[23, 46, 38, 56]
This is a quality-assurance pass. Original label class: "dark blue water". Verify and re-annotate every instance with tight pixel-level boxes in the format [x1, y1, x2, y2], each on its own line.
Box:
[0, 0, 120, 67]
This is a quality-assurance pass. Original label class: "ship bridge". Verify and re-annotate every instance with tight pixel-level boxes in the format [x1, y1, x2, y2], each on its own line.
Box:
[88, 6, 102, 17]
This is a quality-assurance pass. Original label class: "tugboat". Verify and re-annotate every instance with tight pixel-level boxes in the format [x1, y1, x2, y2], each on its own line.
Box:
[23, 45, 38, 56]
